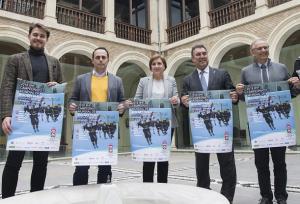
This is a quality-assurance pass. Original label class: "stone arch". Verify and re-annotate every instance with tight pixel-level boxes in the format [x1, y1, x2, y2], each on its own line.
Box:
[110, 51, 149, 75]
[50, 40, 97, 60]
[166, 49, 191, 76]
[0, 25, 29, 49]
[268, 13, 300, 62]
[209, 32, 257, 67]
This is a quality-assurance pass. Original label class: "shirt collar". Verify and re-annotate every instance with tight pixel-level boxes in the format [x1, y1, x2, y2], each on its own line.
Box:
[256, 58, 271, 68]
[197, 66, 209, 74]
[93, 69, 107, 77]
[258, 63, 268, 69]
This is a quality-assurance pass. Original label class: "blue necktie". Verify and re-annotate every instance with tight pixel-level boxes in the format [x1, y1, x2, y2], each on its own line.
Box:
[200, 71, 207, 91]
[261, 64, 268, 83]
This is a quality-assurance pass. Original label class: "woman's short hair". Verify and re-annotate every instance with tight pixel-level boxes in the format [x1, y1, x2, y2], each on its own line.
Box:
[149, 54, 167, 70]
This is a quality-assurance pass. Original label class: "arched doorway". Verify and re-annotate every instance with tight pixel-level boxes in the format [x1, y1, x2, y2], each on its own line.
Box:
[0, 41, 26, 84]
[174, 60, 195, 148]
[116, 62, 147, 152]
[219, 44, 251, 148]
[279, 30, 300, 72]
[279, 30, 300, 145]
[59, 53, 92, 148]
[0, 41, 26, 140]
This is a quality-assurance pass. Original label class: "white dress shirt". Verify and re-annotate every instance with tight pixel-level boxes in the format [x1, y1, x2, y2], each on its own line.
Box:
[197, 66, 210, 85]
[151, 79, 165, 98]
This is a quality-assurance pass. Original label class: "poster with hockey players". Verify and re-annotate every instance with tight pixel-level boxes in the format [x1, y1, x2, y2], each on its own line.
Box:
[7, 79, 66, 151]
[189, 90, 233, 153]
[245, 81, 296, 149]
[129, 99, 172, 162]
[72, 101, 119, 166]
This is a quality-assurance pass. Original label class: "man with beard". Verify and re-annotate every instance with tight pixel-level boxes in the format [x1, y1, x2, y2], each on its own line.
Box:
[0, 23, 63, 198]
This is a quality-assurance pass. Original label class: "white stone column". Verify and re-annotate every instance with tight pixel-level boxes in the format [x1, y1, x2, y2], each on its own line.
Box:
[149, 0, 159, 46]
[199, 0, 210, 32]
[44, 0, 57, 23]
[104, 0, 115, 37]
[158, 0, 168, 48]
[255, 0, 268, 13]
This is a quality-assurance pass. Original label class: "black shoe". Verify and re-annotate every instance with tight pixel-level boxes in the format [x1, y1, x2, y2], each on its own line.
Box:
[277, 199, 287, 204]
[259, 197, 273, 204]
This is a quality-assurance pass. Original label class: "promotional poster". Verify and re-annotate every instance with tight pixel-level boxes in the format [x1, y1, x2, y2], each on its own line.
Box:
[244, 81, 296, 149]
[7, 79, 66, 151]
[72, 101, 119, 166]
[129, 99, 172, 162]
[189, 90, 233, 153]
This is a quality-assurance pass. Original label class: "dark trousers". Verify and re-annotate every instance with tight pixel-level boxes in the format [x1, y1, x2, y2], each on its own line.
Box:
[143, 128, 174, 183]
[195, 151, 236, 203]
[143, 161, 169, 183]
[1, 151, 49, 199]
[254, 147, 288, 201]
[73, 165, 112, 185]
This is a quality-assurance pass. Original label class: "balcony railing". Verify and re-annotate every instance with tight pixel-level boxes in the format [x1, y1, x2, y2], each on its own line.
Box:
[0, 0, 45, 19]
[56, 4, 105, 34]
[115, 21, 151, 45]
[267, 0, 292, 7]
[166, 16, 201, 44]
[209, 0, 256, 28]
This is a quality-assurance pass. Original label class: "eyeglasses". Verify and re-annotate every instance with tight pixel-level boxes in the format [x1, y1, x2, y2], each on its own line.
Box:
[253, 46, 269, 51]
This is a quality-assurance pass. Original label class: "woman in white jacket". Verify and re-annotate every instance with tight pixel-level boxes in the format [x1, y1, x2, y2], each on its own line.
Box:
[134, 54, 179, 183]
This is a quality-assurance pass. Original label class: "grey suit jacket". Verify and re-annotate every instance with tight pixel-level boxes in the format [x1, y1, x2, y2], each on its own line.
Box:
[240, 60, 296, 99]
[1, 51, 63, 119]
[241, 60, 289, 85]
[181, 67, 235, 96]
[70, 72, 125, 103]
[134, 75, 179, 128]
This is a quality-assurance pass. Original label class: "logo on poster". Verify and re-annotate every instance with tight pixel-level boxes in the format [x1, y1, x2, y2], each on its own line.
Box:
[50, 128, 56, 138]
[286, 123, 292, 136]
[224, 131, 229, 140]
[108, 144, 113, 153]
[162, 140, 168, 150]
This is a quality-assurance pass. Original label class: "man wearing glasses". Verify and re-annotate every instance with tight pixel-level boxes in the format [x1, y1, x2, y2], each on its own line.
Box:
[236, 39, 299, 204]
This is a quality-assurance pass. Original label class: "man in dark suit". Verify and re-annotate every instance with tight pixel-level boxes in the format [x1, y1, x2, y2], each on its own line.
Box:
[68, 47, 125, 185]
[181, 44, 238, 204]
[0, 23, 63, 198]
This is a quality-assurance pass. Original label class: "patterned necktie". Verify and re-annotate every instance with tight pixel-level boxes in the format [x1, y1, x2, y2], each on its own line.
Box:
[200, 71, 208, 91]
[261, 64, 268, 83]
